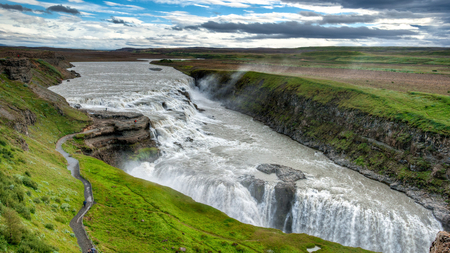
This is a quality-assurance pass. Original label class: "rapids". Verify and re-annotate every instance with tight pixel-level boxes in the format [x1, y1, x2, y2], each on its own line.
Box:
[50, 61, 442, 253]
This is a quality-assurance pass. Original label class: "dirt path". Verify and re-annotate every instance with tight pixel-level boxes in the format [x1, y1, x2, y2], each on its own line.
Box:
[56, 132, 95, 253]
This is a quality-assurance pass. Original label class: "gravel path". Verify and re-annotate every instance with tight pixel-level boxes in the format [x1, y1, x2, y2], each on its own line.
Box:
[56, 132, 95, 253]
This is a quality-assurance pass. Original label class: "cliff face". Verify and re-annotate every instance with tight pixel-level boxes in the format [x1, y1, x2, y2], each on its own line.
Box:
[0, 58, 33, 83]
[79, 111, 159, 169]
[191, 70, 450, 230]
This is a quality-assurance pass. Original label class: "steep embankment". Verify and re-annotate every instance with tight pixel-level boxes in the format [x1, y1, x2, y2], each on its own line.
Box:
[0, 55, 91, 252]
[190, 69, 450, 230]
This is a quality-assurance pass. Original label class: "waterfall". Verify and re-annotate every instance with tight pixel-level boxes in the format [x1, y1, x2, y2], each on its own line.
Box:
[50, 61, 442, 253]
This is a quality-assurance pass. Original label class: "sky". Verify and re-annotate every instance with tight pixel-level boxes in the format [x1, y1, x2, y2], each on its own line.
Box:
[0, 0, 449, 49]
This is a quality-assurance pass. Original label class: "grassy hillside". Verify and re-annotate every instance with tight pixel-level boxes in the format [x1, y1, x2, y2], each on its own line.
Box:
[0, 62, 91, 252]
[61, 140, 373, 253]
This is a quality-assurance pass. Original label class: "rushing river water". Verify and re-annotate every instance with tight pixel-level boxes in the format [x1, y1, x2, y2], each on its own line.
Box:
[50, 61, 442, 253]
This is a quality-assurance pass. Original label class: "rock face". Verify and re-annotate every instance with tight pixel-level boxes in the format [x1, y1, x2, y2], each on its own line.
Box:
[240, 170, 299, 233]
[81, 111, 158, 168]
[192, 70, 450, 231]
[257, 164, 306, 182]
[1, 58, 32, 83]
[430, 231, 450, 253]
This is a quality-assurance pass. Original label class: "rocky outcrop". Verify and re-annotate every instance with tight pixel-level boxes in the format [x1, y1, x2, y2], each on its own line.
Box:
[257, 164, 306, 182]
[1, 58, 32, 83]
[80, 111, 158, 168]
[192, 70, 450, 231]
[430, 231, 450, 253]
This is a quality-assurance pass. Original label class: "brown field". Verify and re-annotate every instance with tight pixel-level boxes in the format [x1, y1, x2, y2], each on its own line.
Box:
[158, 59, 450, 95]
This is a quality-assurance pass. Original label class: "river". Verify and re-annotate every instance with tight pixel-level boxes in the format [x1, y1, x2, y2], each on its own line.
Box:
[50, 61, 441, 253]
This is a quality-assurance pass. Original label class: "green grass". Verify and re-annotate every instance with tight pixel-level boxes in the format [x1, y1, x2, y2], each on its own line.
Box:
[222, 70, 450, 135]
[0, 60, 91, 252]
[69, 144, 373, 253]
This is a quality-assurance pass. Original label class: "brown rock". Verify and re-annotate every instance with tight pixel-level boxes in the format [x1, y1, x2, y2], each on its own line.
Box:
[430, 231, 450, 253]
[81, 110, 158, 168]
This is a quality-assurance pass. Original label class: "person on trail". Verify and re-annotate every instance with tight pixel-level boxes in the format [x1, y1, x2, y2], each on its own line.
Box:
[91, 247, 96, 253]
[105, 108, 107, 111]
[134, 120, 137, 124]
[83, 200, 87, 207]
[87, 249, 91, 253]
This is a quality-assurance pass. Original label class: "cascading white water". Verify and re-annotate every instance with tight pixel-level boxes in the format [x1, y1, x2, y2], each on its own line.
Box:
[50, 61, 442, 253]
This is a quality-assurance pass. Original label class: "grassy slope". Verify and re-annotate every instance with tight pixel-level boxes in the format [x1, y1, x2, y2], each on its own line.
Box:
[62, 141, 373, 253]
[0, 62, 91, 252]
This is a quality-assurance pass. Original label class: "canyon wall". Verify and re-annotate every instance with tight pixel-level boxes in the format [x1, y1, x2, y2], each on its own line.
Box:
[191, 69, 450, 230]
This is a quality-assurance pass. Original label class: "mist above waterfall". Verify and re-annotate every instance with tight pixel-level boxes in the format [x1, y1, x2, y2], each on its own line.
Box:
[50, 61, 442, 253]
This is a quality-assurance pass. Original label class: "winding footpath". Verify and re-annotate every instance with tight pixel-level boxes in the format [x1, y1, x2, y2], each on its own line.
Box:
[56, 132, 95, 253]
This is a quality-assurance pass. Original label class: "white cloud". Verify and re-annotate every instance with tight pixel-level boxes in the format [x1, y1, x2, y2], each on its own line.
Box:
[68, 0, 84, 3]
[104, 1, 145, 10]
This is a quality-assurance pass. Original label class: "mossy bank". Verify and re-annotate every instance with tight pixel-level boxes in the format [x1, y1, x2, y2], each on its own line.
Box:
[189, 69, 450, 230]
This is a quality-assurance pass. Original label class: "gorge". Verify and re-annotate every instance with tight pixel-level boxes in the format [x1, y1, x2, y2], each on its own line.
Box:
[49, 60, 443, 253]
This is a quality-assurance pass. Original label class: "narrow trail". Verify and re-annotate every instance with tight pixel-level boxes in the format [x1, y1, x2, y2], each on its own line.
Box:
[56, 132, 95, 253]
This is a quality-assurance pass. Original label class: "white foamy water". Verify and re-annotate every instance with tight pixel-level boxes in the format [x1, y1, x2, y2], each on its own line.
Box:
[50, 61, 441, 253]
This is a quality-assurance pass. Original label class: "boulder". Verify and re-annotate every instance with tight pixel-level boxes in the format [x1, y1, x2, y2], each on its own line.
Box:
[256, 164, 306, 182]
[430, 231, 450, 253]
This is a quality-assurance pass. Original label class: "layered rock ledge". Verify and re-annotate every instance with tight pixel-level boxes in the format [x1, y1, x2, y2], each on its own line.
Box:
[79, 110, 158, 168]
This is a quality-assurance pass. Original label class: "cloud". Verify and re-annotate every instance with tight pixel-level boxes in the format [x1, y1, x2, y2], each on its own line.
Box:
[104, 1, 144, 10]
[0, 3, 33, 12]
[281, 0, 450, 13]
[320, 14, 377, 24]
[46, 5, 80, 15]
[299, 11, 321, 16]
[190, 21, 417, 39]
[103, 16, 142, 26]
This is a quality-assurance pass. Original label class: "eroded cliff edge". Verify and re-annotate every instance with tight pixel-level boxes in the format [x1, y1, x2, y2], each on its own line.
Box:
[75, 110, 159, 169]
[190, 69, 450, 231]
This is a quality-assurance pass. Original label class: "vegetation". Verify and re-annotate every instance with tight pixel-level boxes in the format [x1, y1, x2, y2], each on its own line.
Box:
[62, 140, 373, 253]
[0, 59, 91, 252]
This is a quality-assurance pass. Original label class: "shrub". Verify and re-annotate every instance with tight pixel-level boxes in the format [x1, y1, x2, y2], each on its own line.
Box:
[33, 198, 41, 204]
[22, 177, 38, 190]
[2, 208, 22, 245]
[55, 198, 61, 203]
[24, 171, 31, 177]
[40, 196, 49, 203]
[17, 234, 56, 253]
[16, 204, 31, 220]
[44, 223, 54, 230]
[60, 203, 70, 212]
[55, 216, 66, 223]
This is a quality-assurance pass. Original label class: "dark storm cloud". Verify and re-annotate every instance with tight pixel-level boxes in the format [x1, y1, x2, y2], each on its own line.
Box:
[299, 10, 428, 25]
[0, 3, 32, 12]
[46, 5, 80, 15]
[299, 11, 321, 16]
[320, 14, 377, 24]
[103, 16, 135, 27]
[281, 0, 450, 13]
[191, 21, 416, 39]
